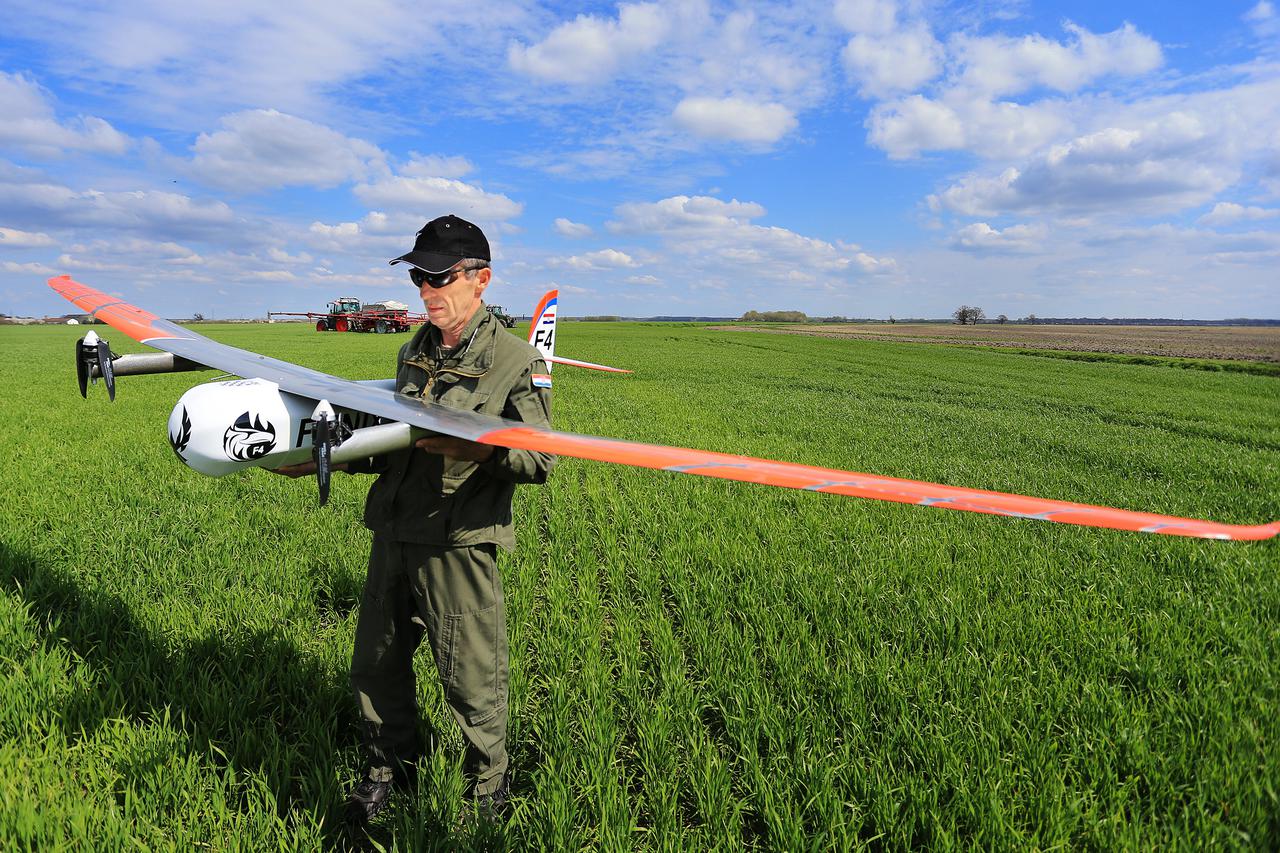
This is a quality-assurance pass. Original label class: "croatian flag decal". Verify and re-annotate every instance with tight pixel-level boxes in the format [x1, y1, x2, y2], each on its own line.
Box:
[532, 373, 552, 389]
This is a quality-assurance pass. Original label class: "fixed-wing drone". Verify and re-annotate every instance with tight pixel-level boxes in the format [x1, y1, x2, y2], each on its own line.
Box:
[50, 275, 1278, 541]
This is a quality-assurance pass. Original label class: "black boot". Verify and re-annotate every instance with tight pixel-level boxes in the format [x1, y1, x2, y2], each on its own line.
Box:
[344, 774, 395, 826]
[469, 771, 511, 823]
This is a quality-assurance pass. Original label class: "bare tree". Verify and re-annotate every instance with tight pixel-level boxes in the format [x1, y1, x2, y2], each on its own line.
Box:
[997, 313, 1008, 324]
[952, 305, 971, 325]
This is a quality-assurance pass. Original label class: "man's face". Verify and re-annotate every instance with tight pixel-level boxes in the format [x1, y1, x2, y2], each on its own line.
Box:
[419, 264, 490, 338]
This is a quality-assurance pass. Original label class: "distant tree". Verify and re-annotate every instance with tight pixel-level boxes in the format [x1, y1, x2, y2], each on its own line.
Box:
[952, 305, 971, 325]
[1026, 313, 1038, 325]
[741, 310, 807, 322]
[971, 307, 986, 324]
[889, 315, 896, 324]
[997, 313, 1008, 324]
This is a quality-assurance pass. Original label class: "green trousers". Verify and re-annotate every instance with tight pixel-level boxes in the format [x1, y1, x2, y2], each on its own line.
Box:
[350, 536, 509, 796]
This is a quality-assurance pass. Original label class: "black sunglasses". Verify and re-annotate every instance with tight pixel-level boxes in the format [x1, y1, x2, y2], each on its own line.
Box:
[409, 267, 465, 289]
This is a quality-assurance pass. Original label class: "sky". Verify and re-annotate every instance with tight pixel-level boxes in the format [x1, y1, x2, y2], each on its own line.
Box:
[1, 0, 1277, 321]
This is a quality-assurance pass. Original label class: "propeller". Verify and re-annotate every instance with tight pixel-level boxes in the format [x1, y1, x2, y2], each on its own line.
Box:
[76, 331, 116, 401]
[310, 399, 351, 506]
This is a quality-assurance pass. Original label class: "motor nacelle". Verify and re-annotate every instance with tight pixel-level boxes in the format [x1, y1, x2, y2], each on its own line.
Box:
[167, 378, 419, 476]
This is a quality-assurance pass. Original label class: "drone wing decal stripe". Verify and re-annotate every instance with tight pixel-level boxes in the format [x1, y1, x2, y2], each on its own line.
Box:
[475, 427, 1280, 541]
[528, 291, 557, 346]
[49, 276, 1279, 541]
[548, 355, 632, 373]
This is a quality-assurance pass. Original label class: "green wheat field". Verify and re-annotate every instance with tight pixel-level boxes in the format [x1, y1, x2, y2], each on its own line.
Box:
[0, 320, 1277, 851]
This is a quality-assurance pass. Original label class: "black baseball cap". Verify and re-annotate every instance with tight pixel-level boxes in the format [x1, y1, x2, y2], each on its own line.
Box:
[389, 215, 491, 274]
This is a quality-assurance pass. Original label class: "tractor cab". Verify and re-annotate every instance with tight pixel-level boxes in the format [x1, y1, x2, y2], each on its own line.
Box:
[486, 305, 516, 328]
[328, 297, 362, 315]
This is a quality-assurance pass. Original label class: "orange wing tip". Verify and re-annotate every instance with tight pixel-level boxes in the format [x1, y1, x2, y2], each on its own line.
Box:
[48, 275, 180, 343]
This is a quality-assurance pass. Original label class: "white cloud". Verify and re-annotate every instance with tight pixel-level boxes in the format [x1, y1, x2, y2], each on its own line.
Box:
[54, 253, 132, 272]
[2, 260, 58, 275]
[949, 222, 1048, 254]
[672, 96, 797, 143]
[1245, 3, 1280, 46]
[305, 211, 421, 252]
[1197, 202, 1280, 226]
[0, 71, 130, 158]
[508, 2, 669, 85]
[352, 177, 523, 222]
[309, 221, 361, 241]
[867, 95, 967, 158]
[691, 8, 818, 98]
[1246, 1, 1275, 20]
[552, 248, 638, 270]
[506, 3, 830, 161]
[61, 238, 205, 267]
[1081, 223, 1280, 260]
[0, 227, 55, 248]
[190, 109, 385, 191]
[950, 23, 1162, 98]
[0, 174, 241, 242]
[0, 0, 490, 121]
[859, 21, 1164, 161]
[553, 217, 593, 237]
[842, 26, 943, 98]
[833, 0, 898, 36]
[869, 91, 1076, 161]
[400, 155, 474, 179]
[609, 195, 767, 233]
[267, 247, 315, 264]
[929, 114, 1239, 217]
[607, 194, 896, 283]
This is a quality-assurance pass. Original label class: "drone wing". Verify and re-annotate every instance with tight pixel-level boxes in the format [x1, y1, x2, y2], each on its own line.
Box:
[50, 276, 1279, 541]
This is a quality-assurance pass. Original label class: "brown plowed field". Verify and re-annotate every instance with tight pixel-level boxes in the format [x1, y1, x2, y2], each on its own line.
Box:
[712, 323, 1280, 362]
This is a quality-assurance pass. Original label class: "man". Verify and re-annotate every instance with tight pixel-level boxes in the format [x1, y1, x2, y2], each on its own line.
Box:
[276, 214, 554, 826]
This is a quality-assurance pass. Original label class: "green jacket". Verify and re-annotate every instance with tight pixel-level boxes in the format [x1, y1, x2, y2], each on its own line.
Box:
[352, 304, 555, 549]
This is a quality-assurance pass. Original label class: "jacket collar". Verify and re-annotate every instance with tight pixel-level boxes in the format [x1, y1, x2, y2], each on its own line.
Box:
[419, 302, 496, 372]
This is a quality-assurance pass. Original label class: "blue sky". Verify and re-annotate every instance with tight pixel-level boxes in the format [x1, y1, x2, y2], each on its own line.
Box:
[2, 0, 1277, 320]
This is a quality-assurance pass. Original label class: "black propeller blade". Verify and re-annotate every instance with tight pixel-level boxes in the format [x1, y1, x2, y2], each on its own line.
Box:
[76, 333, 117, 400]
[75, 337, 90, 398]
[313, 412, 333, 506]
[97, 339, 115, 401]
[310, 404, 353, 506]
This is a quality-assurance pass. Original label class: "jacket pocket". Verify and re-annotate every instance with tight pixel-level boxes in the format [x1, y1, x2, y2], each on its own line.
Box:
[436, 383, 489, 411]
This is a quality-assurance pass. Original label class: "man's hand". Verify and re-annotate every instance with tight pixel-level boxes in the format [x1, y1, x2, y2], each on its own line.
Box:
[270, 461, 349, 478]
[416, 435, 495, 462]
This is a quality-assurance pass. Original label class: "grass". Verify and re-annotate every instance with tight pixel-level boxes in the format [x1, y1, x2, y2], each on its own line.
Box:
[973, 346, 1280, 378]
[0, 320, 1277, 850]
